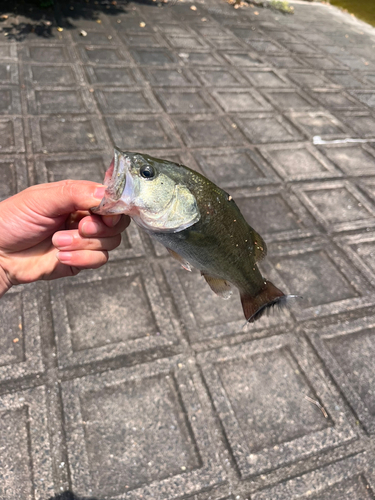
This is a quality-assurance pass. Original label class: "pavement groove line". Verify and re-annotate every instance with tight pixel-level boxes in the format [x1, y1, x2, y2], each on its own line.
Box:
[0, 0, 375, 499]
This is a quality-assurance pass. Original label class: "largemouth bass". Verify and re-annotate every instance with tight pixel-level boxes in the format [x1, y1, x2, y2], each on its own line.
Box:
[92, 148, 291, 322]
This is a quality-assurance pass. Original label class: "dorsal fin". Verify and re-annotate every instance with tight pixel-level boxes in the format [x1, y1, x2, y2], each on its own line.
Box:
[202, 273, 233, 300]
[167, 248, 192, 271]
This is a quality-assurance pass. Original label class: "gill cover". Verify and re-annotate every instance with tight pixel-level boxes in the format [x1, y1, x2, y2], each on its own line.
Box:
[135, 182, 200, 232]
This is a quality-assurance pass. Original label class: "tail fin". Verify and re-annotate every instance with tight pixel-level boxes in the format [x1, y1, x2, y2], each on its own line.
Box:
[241, 280, 290, 323]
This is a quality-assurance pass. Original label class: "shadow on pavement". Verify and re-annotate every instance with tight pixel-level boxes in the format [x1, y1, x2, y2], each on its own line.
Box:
[0, 0, 159, 41]
[48, 491, 100, 500]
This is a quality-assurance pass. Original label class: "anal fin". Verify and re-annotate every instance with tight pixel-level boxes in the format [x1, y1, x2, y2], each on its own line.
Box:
[167, 248, 192, 272]
[202, 273, 233, 300]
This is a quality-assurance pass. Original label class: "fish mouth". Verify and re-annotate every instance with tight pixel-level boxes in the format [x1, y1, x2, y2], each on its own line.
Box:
[91, 148, 134, 215]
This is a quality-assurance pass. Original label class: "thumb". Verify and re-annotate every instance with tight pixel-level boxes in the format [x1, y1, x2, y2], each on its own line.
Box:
[18, 180, 106, 218]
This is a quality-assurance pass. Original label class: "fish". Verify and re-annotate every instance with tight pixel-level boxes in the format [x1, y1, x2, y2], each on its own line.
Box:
[92, 148, 293, 322]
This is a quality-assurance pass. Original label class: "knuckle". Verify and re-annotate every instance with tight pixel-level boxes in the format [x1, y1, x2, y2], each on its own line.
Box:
[110, 234, 122, 250]
[58, 180, 75, 202]
[92, 251, 108, 269]
[59, 179, 75, 193]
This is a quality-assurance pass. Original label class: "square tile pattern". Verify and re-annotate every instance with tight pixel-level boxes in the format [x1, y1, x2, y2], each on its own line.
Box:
[252, 453, 374, 499]
[198, 334, 355, 478]
[62, 356, 224, 498]
[0, 386, 54, 499]
[2, 1, 375, 499]
[267, 238, 375, 321]
[293, 181, 375, 233]
[0, 287, 43, 383]
[307, 317, 375, 434]
[50, 262, 179, 368]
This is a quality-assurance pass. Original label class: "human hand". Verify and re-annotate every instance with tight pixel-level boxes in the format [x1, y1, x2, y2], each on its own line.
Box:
[0, 180, 130, 297]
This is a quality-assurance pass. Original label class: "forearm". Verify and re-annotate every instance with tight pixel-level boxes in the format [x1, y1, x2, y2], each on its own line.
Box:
[0, 264, 11, 298]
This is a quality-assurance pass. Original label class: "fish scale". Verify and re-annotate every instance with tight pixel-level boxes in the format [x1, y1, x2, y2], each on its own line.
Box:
[92, 148, 292, 323]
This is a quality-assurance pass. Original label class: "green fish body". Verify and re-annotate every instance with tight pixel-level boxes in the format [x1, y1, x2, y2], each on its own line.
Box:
[92, 149, 288, 322]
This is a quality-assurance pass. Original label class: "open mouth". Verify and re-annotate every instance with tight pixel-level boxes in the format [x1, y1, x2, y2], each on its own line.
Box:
[91, 148, 131, 215]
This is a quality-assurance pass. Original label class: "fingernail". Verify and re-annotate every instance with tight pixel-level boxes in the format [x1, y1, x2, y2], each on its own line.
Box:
[104, 214, 121, 227]
[81, 220, 99, 235]
[57, 252, 72, 263]
[112, 214, 121, 226]
[94, 186, 106, 200]
[54, 234, 73, 248]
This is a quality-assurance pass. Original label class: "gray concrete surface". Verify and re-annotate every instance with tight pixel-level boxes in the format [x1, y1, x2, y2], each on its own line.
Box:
[1, 0, 375, 498]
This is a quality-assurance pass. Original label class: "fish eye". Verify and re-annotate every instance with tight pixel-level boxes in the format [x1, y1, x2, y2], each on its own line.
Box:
[140, 165, 155, 179]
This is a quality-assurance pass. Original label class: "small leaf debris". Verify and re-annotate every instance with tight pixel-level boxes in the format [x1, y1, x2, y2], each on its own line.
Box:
[304, 395, 328, 419]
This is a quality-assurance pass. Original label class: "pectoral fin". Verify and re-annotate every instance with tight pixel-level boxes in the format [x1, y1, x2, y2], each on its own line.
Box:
[202, 273, 233, 299]
[167, 248, 192, 271]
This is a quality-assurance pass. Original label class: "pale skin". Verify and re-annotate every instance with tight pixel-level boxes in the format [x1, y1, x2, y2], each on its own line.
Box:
[0, 180, 130, 298]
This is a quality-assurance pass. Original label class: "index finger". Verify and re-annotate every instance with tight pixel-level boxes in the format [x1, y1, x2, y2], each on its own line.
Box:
[16, 180, 106, 218]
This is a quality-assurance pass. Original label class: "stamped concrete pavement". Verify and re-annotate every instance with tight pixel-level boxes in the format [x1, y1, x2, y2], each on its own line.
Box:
[1, 0, 375, 498]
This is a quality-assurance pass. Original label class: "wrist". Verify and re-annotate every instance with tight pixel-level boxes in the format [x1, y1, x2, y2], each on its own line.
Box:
[0, 263, 12, 298]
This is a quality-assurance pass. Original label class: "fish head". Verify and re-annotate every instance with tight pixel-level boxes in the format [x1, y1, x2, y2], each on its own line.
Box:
[92, 148, 200, 233]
